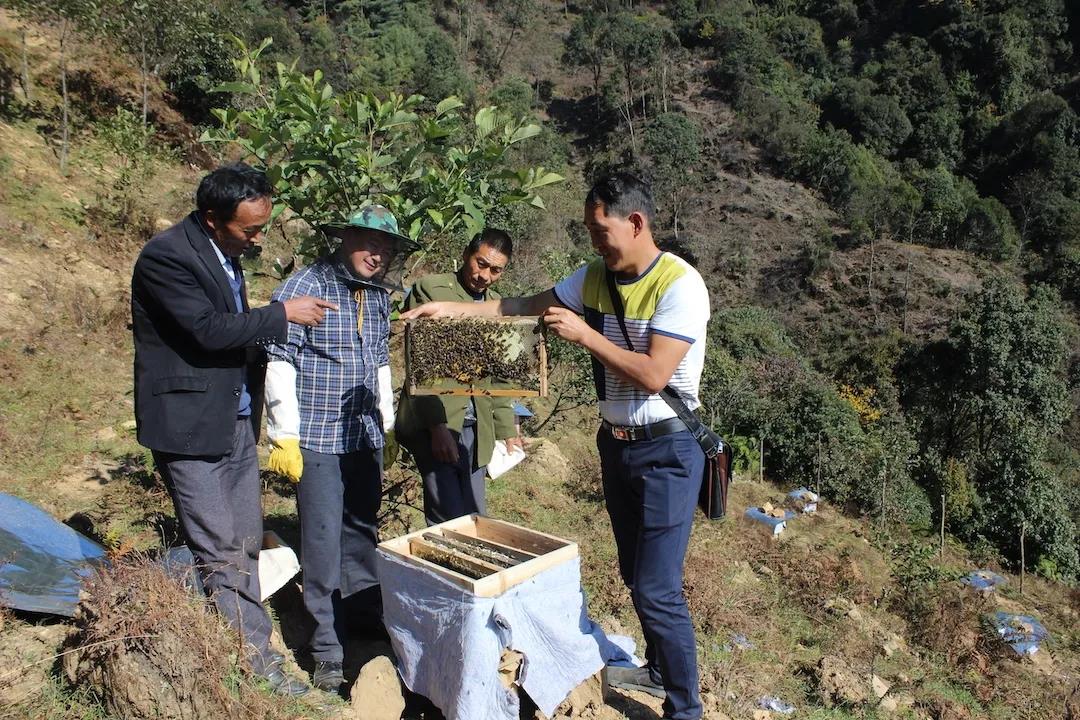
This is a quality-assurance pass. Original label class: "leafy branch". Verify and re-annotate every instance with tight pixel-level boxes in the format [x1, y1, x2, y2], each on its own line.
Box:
[200, 37, 563, 268]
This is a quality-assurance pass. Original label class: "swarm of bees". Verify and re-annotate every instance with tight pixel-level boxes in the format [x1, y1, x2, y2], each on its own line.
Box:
[408, 318, 541, 390]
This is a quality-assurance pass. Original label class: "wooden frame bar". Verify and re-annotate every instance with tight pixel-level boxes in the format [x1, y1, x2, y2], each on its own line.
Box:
[379, 515, 578, 597]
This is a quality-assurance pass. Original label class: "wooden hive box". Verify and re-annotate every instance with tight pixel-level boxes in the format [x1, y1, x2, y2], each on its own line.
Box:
[378, 515, 577, 597]
[404, 317, 548, 398]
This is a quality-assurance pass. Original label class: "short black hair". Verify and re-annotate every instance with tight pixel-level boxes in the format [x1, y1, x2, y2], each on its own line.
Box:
[465, 228, 513, 259]
[195, 163, 272, 222]
[585, 172, 655, 226]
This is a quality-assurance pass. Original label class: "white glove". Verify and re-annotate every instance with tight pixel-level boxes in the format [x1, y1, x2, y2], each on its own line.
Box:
[265, 360, 300, 442]
[378, 364, 394, 434]
[265, 360, 303, 482]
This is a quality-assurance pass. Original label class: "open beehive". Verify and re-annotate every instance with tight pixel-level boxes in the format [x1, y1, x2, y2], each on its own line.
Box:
[378, 515, 577, 597]
[404, 317, 548, 397]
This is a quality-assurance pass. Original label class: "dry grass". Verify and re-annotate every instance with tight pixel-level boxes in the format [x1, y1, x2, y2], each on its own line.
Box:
[917, 586, 994, 671]
[65, 555, 311, 720]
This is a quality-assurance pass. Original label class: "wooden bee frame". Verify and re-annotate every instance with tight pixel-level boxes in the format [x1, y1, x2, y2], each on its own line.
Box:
[378, 515, 578, 597]
[404, 317, 549, 397]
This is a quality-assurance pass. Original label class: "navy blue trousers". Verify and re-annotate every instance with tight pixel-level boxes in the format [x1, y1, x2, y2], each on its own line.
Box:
[297, 447, 383, 662]
[597, 427, 704, 720]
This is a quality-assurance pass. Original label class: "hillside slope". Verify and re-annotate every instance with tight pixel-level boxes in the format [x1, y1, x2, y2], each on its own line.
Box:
[492, 428, 1080, 719]
[0, 4, 1078, 720]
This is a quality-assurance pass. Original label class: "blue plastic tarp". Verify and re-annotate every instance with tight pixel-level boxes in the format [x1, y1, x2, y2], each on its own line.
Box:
[962, 570, 1006, 593]
[723, 633, 753, 652]
[0, 492, 107, 617]
[786, 487, 819, 513]
[991, 612, 1048, 656]
[744, 507, 797, 536]
[757, 696, 796, 714]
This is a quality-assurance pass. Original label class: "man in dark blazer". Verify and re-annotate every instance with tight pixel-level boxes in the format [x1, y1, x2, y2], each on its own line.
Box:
[131, 163, 333, 696]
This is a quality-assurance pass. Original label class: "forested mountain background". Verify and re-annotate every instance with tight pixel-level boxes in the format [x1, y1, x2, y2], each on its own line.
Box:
[2, 0, 1078, 581]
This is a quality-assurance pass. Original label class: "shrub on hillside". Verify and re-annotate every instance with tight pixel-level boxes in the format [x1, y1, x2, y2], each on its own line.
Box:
[794, 128, 919, 241]
[820, 77, 912, 157]
[961, 195, 1021, 260]
[901, 278, 1078, 579]
[907, 163, 978, 248]
[701, 308, 927, 523]
[769, 15, 830, 77]
[643, 112, 702, 238]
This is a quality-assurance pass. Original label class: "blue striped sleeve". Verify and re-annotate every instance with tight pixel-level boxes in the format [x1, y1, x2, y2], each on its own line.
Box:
[651, 327, 696, 344]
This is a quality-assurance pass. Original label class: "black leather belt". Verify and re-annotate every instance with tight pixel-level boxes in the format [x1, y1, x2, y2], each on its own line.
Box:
[602, 417, 687, 442]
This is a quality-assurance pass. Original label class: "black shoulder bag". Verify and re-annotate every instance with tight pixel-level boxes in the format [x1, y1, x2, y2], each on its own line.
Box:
[604, 271, 732, 519]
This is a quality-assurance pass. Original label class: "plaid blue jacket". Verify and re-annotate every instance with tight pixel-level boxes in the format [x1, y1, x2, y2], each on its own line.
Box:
[268, 258, 390, 454]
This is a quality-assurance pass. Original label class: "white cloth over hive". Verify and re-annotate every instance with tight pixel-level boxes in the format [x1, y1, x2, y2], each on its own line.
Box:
[378, 551, 634, 720]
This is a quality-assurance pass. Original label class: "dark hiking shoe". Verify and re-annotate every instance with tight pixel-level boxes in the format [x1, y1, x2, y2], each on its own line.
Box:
[312, 660, 345, 692]
[605, 665, 666, 699]
[262, 666, 311, 697]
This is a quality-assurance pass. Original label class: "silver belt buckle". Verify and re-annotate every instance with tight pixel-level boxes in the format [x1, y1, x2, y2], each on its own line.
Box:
[611, 425, 630, 441]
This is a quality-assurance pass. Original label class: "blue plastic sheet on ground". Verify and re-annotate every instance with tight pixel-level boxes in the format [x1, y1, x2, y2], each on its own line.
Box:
[786, 487, 819, 513]
[744, 507, 797, 536]
[757, 696, 796, 714]
[962, 570, 1006, 593]
[991, 612, 1049, 656]
[722, 633, 753, 652]
[0, 492, 107, 617]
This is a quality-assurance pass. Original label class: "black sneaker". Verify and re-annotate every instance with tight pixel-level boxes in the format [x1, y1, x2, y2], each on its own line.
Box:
[262, 666, 311, 697]
[606, 665, 666, 699]
[312, 660, 345, 692]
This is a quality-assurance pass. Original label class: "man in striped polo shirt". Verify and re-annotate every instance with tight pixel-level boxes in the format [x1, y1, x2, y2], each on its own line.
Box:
[402, 173, 710, 720]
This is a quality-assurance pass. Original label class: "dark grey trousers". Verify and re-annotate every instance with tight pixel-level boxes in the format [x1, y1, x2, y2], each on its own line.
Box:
[411, 422, 487, 526]
[297, 447, 383, 662]
[152, 419, 275, 674]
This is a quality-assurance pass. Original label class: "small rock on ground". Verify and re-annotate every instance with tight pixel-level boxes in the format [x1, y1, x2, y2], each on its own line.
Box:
[350, 655, 405, 720]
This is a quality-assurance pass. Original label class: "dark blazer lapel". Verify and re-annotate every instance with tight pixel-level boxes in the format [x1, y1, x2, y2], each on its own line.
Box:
[184, 213, 239, 313]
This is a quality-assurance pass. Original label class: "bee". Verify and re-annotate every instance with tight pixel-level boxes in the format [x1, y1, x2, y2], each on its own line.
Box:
[408, 318, 542, 391]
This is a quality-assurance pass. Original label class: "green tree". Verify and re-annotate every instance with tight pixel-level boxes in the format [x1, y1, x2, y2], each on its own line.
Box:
[201, 38, 562, 268]
[489, 0, 537, 79]
[95, 106, 158, 225]
[902, 278, 1076, 577]
[643, 112, 701, 238]
[821, 78, 912, 157]
[908, 164, 977, 248]
[562, 10, 610, 118]
[872, 36, 961, 168]
[960, 196, 1020, 261]
[417, 27, 474, 102]
[1, 0, 102, 172]
[101, 0, 235, 126]
[769, 14, 829, 77]
[795, 127, 919, 241]
[607, 10, 669, 155]
[982, 95, 1080, 255]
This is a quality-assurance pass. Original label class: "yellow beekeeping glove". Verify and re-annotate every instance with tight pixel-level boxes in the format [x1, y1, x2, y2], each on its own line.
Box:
[267, 438, 303, 483]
